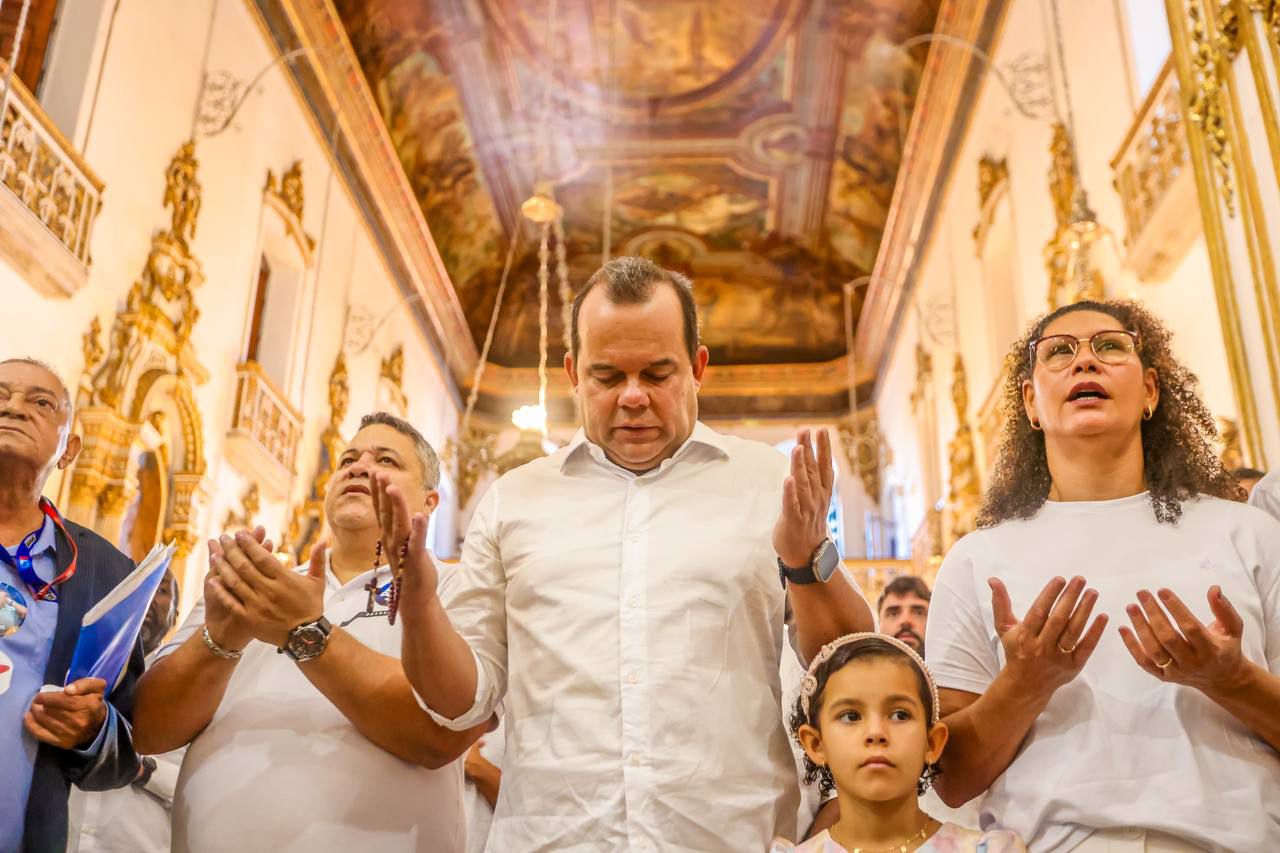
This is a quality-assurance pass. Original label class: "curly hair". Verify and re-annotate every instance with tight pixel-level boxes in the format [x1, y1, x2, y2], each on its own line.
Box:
[978, 300, 1241, 528]
[788, 638, 941, 798]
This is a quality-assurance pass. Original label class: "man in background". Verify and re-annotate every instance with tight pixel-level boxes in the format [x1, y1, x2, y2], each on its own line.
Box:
[877, 574, 932, 656]
[1233, 467, 1266, 499]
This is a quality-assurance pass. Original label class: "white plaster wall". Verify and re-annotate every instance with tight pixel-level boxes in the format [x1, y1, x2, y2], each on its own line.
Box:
[1, 0, 460, 607]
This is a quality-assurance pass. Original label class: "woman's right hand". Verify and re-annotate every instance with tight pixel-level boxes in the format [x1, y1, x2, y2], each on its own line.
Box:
[989, 575, 1109, 699]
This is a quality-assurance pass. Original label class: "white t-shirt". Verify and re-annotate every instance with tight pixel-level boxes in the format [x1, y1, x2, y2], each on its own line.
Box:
[159, 561, 465, 853]
[926, 493, 1280, 853]
[463, 715, 505, 853]
[1250, 469, 1280, 521]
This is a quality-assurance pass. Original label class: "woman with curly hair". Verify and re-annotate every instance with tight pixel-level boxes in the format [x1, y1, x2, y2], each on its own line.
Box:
[923, 300, 1280, 852]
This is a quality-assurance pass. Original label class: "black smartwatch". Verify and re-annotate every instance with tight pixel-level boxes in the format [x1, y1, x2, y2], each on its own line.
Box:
[778, 539, 841, 588]
[280, 616, 332, 662]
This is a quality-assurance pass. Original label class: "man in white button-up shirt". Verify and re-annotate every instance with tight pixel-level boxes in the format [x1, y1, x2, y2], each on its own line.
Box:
[132, 413, 489, 853]
[376, 257, 875, 852]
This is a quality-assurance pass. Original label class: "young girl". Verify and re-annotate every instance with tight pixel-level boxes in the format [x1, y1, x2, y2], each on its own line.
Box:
[772, 633, 1025, 853]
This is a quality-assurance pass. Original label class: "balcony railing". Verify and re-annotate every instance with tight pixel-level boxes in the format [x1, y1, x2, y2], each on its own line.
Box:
[0, 61, 103, 283]
[225, 362, 303, 499]
[1111, 57, 1199, 282]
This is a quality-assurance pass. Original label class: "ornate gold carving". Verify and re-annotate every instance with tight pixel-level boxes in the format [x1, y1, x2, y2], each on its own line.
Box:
[82, 316, 104, 376]
[1110, 58, 1198, 280]
[224, 361, 304, 499]
[838, 413, 889, 503]
[947, 354, 981, 546]
[64, 143, 210, 592]
[495, 428, 547, 475]
[265, 160, 316, 253]
[224, 484, 261, 530]
[163, 142, 201, 251]
[1218, 416, 1245, 469]
[381, 345, 404, 391]
[282, 352, 349, 562]
[448, 425, 498, 512]
[977, 154, 1009, 211]
[1048, 123, 1076, 229]
[909, 344, 933, 413]
[1217, 1, 1243, 57]
[1187, 2, 1237, 216]
[1044, 125, 1110, 310]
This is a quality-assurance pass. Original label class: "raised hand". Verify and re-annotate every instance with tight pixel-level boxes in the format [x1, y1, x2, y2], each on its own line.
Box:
[990, 575, 1108, 698]
[1119, 586, 1249, 692]
[204, 526, 268, 651]
[208, 530, 326, 647]
[371, 470, 438, 601]
[772, 428, 836, 568]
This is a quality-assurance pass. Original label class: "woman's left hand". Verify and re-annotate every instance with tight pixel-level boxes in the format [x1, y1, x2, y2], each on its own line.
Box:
[1118, 586, 1251, 693]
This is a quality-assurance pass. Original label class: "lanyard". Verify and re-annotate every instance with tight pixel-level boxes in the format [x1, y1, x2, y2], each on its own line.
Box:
[0, 498, 77, 602]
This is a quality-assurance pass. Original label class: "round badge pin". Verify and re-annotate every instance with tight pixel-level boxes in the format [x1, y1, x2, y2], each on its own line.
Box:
[0, 582, 29, 639]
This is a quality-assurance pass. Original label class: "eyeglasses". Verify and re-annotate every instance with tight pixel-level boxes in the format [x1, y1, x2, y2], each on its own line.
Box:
[1028, 330, 1140, 371]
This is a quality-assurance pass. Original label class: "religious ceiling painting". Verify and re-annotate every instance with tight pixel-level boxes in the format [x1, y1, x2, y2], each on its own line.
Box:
[336, 0, 939, 417]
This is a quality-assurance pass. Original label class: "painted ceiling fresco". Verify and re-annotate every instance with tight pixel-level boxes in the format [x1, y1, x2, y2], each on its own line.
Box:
[336, 0, 938, 373]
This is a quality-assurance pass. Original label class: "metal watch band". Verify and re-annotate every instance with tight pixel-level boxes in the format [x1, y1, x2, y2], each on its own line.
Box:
[201, 626, 243, 660]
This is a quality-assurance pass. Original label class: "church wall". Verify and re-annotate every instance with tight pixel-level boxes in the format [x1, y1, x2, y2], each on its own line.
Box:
[1, 0, 460, 611]
[874, 0, 1242, 564]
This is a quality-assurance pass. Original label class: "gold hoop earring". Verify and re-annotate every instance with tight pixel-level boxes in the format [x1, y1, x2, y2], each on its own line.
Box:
[1143, 405, 1154, 421]
[1030, 418, 1042, 431]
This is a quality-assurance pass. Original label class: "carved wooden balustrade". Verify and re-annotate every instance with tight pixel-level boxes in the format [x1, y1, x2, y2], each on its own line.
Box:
[1111, 58, 1199, 281]
[0, 61, 103, 285]
[225, 362, 303, 499]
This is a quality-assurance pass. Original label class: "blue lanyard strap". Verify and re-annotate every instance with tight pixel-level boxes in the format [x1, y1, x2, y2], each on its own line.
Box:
[0, 499, 74, 602]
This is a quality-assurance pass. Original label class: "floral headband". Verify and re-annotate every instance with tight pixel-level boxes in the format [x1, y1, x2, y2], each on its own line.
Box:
[799, 632, 941, 725]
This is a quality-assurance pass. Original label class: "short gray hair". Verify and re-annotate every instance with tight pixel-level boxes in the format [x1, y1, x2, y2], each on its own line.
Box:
[0, 357, 74, 415]
[357, 412, 440, 489]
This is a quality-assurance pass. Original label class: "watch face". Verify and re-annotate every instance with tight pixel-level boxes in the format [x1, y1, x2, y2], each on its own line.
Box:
[289, 626, 327, 659]
[815, 540, 841, 582]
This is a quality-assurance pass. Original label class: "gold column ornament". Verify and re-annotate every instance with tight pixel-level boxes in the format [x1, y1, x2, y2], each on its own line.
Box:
[62, 141, 211, 597]
[838, 413, 889, 504]
[380, 345, 405, 392]
[282, 351, 349, 562]
[946, 354, 982, 546]
[224, 484, 261, 530]
[1218, 416, 1245, 469]
[448, 426, 497, 513]
[1187, 4, 1237, 215]
[977, 154, 1010, 211]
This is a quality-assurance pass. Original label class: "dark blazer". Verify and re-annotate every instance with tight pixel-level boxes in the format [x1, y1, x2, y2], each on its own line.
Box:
[22, 518, 145, 853]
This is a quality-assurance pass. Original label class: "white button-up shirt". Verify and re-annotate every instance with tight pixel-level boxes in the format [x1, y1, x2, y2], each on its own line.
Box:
[161, 561, 466, 853]
[425, 423, 813, 851]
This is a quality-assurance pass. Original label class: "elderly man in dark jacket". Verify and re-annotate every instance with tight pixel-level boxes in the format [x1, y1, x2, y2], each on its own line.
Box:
[0, 358, 144, 851]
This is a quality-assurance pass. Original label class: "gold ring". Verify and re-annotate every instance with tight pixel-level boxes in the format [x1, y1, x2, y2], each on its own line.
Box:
[1156, 656, 1174, 669]
[1057, 642, 1076, 654]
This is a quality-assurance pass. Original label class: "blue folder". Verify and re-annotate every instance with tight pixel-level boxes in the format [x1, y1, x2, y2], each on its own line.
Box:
[65, 542, 175, 691]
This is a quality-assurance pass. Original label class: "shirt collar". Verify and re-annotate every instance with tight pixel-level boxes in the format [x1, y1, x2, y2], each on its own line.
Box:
[4, 514, 56, 561]
[560, 421, 730, 476]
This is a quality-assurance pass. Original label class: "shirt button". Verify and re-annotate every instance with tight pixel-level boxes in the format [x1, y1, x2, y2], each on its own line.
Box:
[628, 596, 638, 608]
[628, 671, 639, 684]
[629, 752, 643, 766]
[628, 532, 640, 542]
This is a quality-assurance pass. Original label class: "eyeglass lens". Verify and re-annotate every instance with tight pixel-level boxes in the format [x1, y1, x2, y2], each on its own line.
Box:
[1036, 331, 1135, 370]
